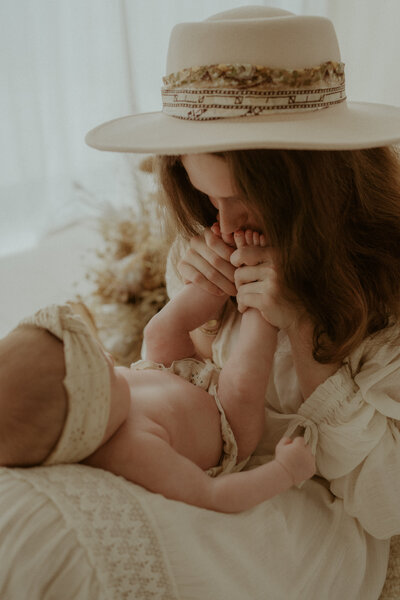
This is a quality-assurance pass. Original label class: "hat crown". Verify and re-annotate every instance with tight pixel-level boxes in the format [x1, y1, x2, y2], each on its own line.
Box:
[85, 4, 400, 154]
[205, 6, 294, 20]
[166, 7, 341, 73]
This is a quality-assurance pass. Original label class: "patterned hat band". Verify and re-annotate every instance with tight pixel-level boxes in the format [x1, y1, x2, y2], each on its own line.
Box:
[162, 61, 346, 121]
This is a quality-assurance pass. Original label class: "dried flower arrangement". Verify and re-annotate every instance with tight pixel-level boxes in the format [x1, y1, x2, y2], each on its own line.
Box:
[84, 157, 170, 366]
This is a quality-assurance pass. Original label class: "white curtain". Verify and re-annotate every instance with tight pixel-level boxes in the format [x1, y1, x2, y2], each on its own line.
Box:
[293, 0, 400, 105]
[1, 0, 400, 257]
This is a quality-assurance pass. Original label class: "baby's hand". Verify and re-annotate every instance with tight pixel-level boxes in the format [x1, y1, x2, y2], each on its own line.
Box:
[274, 436, 316, 486]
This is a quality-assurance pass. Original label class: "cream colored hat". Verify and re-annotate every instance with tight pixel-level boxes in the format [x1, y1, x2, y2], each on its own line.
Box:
[85, 5, 400, 154]
[20, 304, 110, 465]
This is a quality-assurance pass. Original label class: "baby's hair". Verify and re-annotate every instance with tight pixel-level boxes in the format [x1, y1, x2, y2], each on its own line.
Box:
[156, 147, 400, 363]
[0, 325, 68, 467]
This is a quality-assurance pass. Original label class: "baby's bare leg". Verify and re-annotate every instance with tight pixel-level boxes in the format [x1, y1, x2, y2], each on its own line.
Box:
[145, 223, 232, 365]
[144, 283, 227, 365]
[217, 229, 278, 461]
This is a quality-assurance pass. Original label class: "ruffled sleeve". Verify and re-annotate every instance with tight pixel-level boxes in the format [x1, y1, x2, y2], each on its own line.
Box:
[285, 325, 400, 539]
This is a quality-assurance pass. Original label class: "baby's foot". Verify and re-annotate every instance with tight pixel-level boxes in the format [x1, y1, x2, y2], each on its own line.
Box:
[233, 229, 267, 314]
[233, 228, 267, 249]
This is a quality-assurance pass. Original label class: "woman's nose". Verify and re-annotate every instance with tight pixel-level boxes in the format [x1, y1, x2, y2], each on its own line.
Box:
[217, 200, 247, 234]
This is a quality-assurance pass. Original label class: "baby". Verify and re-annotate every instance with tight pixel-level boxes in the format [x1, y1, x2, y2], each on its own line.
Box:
[0, 231, 315, 513]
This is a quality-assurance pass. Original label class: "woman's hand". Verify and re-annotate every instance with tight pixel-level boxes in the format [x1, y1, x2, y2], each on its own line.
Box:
[231, 242, 300, 330]
[178, 225, 237, 296]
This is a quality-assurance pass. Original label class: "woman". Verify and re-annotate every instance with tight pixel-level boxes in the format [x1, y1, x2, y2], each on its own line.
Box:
[87, 5, 400, 594]
[1, 6, 400, 599]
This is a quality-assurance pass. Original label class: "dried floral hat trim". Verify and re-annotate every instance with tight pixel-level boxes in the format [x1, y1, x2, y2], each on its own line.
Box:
[163, 61, 345, 90]
[161, 61, 346, 120]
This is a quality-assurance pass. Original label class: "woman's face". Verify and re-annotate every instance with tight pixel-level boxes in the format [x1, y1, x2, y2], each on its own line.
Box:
[181, 154, 261, 235]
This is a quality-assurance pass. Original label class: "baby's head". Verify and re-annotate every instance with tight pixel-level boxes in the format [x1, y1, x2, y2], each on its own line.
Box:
[0, 304, 112, 468]
[0, 324, 67, 466]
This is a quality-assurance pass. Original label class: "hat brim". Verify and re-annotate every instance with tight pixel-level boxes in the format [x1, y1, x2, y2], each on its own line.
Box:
[85, 101, 400, 154]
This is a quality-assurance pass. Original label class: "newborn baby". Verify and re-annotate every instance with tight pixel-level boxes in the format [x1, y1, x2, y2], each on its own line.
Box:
[0, 233, 315, 512]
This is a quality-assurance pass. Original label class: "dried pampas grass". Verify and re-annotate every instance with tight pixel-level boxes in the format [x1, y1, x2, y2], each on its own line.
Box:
[84, 157, 170, 366]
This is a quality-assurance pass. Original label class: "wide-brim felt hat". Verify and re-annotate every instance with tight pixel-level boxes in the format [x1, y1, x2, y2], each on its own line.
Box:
[85, 5, 400, 154]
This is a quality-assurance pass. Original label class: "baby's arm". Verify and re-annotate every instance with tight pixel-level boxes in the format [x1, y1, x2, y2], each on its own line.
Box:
[209, 436, 315, 512]
[144, 283, 228, 365]
[217, 230, 278, 460]
[144, 223, 234, 365]
[92, 431, 314, 513]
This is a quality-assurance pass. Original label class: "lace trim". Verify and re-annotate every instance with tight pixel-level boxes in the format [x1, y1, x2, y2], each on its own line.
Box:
[10, 465, 177, 599]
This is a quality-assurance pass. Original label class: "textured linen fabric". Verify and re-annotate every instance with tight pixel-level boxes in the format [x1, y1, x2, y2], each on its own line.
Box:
[208, 281, 400, 542]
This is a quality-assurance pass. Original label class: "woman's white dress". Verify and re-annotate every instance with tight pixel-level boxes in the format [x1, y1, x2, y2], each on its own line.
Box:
[1, 240, 400, 599]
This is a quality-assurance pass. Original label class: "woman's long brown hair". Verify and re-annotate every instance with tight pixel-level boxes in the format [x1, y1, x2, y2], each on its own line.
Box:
[156, 147, 400, 364]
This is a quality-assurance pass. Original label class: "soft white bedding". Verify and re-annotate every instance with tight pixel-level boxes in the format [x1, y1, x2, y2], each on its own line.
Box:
[0, 220, 100, 336]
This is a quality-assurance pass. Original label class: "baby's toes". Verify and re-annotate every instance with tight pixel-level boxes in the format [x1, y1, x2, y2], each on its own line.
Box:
[252, 231, 260, 246]
[245, 229, 254, 246]
[234, 229, 246, 248]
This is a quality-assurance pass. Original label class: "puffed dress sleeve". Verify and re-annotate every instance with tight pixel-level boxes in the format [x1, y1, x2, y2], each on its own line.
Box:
[286, 325, 400, 540]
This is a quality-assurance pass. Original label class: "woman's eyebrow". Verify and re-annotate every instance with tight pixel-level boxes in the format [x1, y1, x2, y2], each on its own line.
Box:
[189, 180, 241, 200]
[196, 188, 240, 200]
[220, 194, 242, 200]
